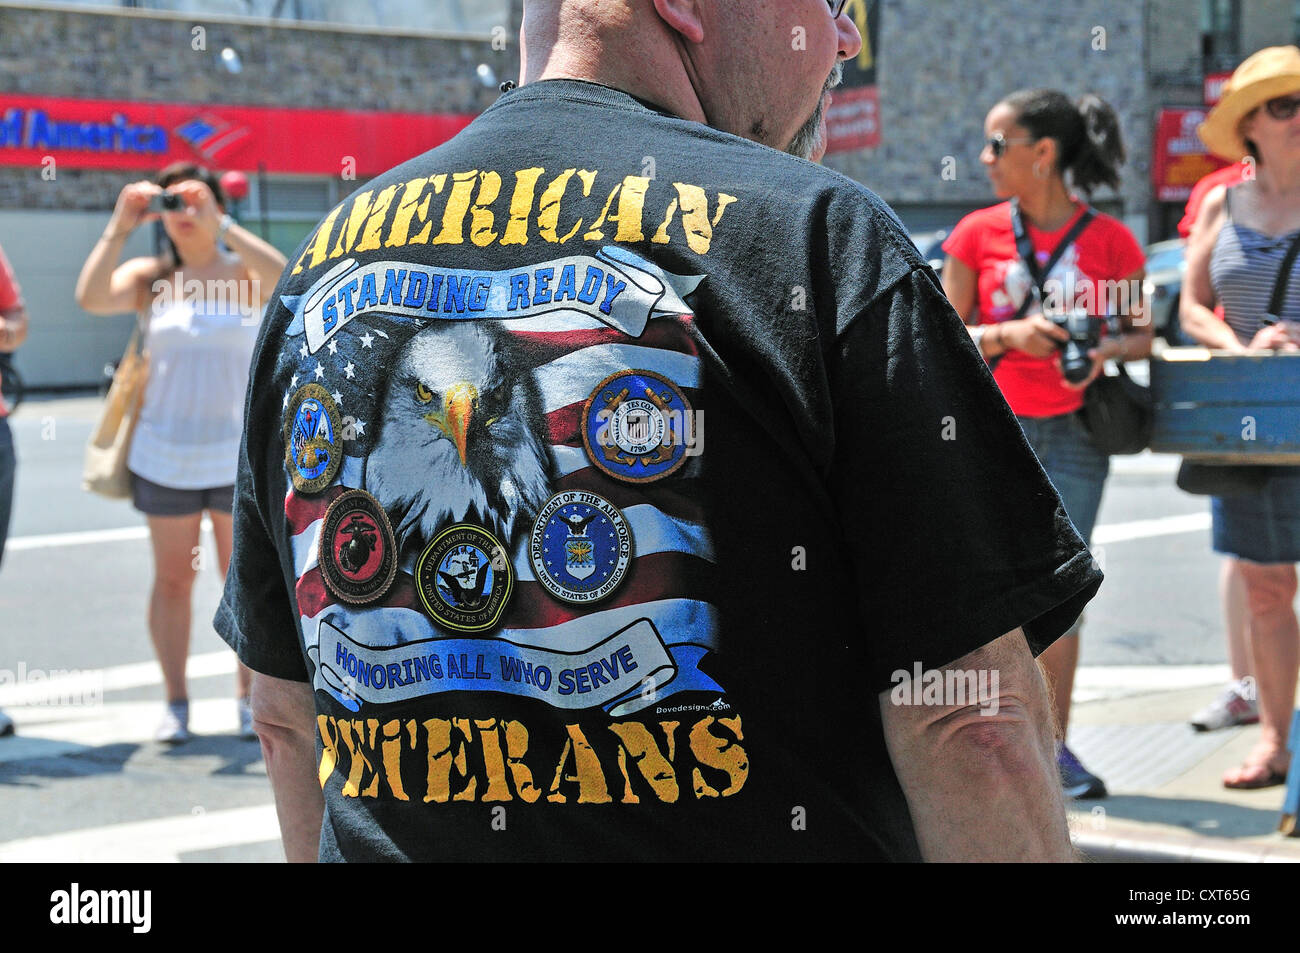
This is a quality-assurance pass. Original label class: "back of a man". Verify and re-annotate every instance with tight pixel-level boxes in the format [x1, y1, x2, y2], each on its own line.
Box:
[218, 0, 1100, 862]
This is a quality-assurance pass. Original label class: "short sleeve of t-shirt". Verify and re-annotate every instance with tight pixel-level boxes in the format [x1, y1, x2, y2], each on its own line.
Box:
[0, 245, 22, 311]
[213, 361, 308, 683]
[828, 265, 1103, 688]
[1102, 217, 1145, 281]
[940, 215, 981, 274]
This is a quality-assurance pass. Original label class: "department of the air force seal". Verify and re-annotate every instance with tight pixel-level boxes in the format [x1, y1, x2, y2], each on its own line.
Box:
[414, 524, 513, 632]
[582, 370, 693, 483]
[530, 491, 632, 605]
[284, 383, 343, 494]
[318, 490, 397, 605]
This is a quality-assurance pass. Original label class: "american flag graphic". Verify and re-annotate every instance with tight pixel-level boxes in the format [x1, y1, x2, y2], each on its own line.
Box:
[277, 304, 722, 713]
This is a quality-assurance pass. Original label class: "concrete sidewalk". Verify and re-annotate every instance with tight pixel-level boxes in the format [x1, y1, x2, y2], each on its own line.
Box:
[1066, 685, 1300, 862]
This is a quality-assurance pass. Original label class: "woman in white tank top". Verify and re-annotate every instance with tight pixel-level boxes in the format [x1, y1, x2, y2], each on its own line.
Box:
[75, 163, 288, 744]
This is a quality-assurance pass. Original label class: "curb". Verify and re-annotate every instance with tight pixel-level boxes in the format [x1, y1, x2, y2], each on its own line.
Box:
[1073, 829, 1300, 863]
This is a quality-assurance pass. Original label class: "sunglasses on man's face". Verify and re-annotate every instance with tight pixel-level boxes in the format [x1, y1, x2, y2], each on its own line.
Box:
[828, 0, 849, 17]
[1264, 94, 1300, 121]
[985, 132, 1037, 158]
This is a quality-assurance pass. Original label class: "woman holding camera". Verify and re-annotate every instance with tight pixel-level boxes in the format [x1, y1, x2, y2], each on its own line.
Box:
[1181, 47, 1300, 789]
[941, 89, 1150, 799]
[75, 163, 287, 743]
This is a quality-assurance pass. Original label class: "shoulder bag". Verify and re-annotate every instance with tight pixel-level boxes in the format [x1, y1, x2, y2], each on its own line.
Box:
[82, 307, 150, 500]
[1175, 227, 1300, 495]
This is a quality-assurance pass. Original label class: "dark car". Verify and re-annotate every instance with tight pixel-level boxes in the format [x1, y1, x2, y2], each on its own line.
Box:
[910, 229, 949, 274]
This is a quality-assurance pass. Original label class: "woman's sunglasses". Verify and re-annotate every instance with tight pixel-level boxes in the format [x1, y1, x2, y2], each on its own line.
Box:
[1264, 94, 1300, 121]
[986, 132, 1037, 158]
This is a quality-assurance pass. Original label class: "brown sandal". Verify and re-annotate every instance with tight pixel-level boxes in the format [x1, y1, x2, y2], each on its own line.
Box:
[1223, 759, 1289, 790]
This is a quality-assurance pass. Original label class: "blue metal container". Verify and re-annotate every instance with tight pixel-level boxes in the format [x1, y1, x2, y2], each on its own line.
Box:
[1149, 349, 1300, 463]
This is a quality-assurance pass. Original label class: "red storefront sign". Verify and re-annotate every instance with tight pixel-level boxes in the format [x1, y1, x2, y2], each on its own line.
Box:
[1204, 71, 1233, 106]
[824, 0, 882, 153]
[1152, 107, 1227, 203]
[0, 94, 476, 176]
[825, 85, 881, 152]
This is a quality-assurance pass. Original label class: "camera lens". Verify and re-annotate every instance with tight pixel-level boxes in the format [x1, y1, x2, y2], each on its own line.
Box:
[161, 193, 183, 211]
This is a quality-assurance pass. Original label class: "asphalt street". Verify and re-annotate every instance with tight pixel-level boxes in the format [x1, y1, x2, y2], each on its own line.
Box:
[0, 386, 1235, 861]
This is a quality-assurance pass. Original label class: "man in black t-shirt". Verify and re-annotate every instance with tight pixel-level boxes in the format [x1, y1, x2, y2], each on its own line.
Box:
[217, 0, 1101, 861]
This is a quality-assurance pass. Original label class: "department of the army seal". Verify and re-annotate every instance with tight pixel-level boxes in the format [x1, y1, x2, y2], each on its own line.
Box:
[284, 383, 343, 494]
[581, 369, 694, 483]
[318, 490, 398, 605]
[530, 491, 632, 605]
[414, 524, 513, 632]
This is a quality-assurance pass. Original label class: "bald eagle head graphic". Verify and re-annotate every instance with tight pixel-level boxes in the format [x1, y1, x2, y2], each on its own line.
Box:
[365, 321, 552, 550]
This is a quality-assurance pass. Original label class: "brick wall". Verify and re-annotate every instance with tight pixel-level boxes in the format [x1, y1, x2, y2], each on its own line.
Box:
[824, 0, 1149, 223]
[0, 3, 514, 211]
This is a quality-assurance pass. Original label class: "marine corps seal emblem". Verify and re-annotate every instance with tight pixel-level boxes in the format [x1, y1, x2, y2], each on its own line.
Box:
[318, 490, 398, 605]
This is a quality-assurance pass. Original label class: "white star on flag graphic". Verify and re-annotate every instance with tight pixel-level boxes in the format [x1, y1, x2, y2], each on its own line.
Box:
[354, 419, 366, 436]
[343, 362, 356, 380]
[314, 362, 324, 380]
[360, 332, 374, 348]
[327, 339, 338, 355]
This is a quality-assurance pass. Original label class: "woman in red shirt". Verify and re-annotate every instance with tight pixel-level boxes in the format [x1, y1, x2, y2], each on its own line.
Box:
[942, 88, 1151, 799]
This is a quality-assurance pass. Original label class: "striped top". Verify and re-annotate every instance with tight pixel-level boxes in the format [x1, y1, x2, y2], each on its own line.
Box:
[1210, 187, 1300, 345]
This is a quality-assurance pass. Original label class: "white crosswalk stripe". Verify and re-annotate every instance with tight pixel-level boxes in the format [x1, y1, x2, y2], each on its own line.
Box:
[0, 804, 282, 863]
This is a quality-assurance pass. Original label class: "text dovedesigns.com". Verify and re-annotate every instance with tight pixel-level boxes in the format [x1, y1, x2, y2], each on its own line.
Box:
[49, 884, 151, 934]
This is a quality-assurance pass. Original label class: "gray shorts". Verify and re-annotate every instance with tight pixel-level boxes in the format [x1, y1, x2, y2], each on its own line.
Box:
[130, 472, 235, 517]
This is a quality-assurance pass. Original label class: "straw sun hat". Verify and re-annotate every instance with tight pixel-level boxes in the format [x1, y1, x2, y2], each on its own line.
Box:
[1199, 46, 1300, 161]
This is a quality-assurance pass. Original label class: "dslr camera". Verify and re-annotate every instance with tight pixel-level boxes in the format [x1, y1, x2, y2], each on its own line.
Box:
[1049, 307, 1103, 384]
[146, 191, 184, 214]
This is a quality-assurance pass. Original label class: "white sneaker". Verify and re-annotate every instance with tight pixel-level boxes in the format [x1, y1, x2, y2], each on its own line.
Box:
[237, 697, 256, 740]
[155, 701, 190, 743]
[1190, 680, 1259, 732]
[0, 708, 13, 737]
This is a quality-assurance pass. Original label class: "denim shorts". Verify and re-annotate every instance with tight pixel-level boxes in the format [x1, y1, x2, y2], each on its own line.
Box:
[1211, 467, 1300, 564]
[1015, 412, 1111, 547]
[130, 471, 234, 517]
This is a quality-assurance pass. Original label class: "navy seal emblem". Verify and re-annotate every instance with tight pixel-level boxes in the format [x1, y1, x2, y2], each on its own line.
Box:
[415, 524, 513, 632]
[582, 370, 693, 483]
[318, 490, 397, 605]
[530, 491, 632, 604]
[284, 383, 343, 494]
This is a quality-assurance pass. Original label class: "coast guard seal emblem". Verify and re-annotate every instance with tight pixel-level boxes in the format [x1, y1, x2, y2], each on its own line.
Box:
[318, 490, 397, 605]
[415, 524, 513, 632]
[284, 383, 343, 494]
[530, 491, 632, 604]
[582, 369, 693, 483]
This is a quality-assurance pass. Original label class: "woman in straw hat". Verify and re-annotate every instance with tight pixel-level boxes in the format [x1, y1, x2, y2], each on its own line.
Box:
[1182, 45, 1300, 789]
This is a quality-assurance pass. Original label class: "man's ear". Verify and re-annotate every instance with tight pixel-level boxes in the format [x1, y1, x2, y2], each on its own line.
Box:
[653, 0, 705, 44]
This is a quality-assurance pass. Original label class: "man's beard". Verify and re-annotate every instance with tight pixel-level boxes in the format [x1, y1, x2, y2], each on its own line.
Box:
[787, 61, 843, 161]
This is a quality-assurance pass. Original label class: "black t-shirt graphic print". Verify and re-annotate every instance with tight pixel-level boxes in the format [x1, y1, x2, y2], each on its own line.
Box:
[217, 79, 1102, 861]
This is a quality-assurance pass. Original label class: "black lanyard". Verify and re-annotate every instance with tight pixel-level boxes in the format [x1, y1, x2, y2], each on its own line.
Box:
[1009, 198, 1096, 321]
